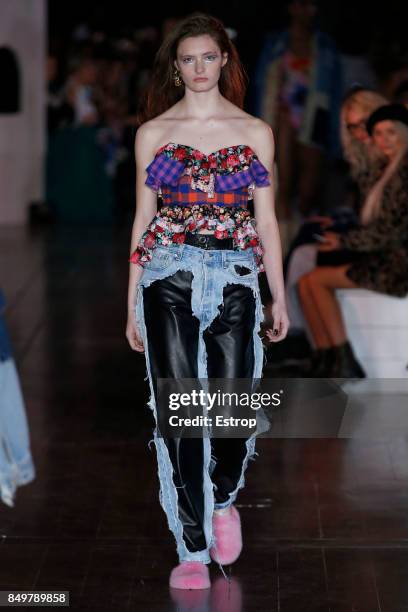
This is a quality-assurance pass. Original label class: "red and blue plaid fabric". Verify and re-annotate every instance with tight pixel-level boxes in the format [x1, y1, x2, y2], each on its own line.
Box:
[215, 159, 270, 192]
[161, 175, 249, 207]
[144, 143, 271, 206]
[145, 156, 185, 191]
[131, 143, 272, 273]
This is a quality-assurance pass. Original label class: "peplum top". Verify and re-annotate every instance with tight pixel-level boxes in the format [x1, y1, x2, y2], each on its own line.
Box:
[129, 142, 271, 272]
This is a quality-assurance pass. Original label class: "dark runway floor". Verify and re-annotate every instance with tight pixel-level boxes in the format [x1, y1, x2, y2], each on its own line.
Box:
[1, 225, 408, 611]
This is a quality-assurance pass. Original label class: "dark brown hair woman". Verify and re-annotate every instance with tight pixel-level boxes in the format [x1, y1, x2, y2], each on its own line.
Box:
[126, 11, 289, 590]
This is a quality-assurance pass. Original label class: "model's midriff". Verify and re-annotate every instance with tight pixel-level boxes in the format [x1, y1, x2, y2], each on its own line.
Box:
[129, 202, 265, 273]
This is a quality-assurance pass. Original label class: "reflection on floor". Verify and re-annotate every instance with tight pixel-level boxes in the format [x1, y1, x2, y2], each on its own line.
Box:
[1, 226, 408, 611]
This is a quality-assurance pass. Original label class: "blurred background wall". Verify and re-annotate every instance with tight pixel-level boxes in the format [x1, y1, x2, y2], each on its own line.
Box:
[0, 0, 46, 224]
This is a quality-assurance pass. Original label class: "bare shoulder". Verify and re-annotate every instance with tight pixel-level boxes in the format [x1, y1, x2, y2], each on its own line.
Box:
[232, 105, 274, 150]
[134, 118, 165, 166]
[248, 116, 274, 148]
[135, 101, 182, 162]
[245, 116, 275, 163]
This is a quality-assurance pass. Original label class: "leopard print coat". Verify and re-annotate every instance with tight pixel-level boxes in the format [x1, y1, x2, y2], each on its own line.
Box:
[339, 154, 408, 297]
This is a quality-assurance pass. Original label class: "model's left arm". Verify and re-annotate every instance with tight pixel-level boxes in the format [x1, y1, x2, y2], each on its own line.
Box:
[253, 121, 290, 342]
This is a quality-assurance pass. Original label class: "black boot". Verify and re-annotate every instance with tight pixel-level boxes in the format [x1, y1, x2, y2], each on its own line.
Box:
[314, 347, 337, 377]
[303, 347, 336, 377]
[330, 341, 366, 378]
[302, 348, 321, 376]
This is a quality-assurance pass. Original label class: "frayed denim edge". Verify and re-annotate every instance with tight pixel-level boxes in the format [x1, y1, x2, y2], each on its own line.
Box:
[134, 259, 267, 567]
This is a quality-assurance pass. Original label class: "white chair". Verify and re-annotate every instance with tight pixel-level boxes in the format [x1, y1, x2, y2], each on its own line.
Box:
[336, 289, 408, 378]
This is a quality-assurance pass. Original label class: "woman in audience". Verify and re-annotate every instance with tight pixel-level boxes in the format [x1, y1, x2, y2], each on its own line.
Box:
[297, 103, 408, 377]
[283, 88, 388, 365]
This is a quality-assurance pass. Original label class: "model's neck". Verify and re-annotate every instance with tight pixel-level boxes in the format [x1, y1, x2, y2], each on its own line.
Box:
[178, 86, 225, 120]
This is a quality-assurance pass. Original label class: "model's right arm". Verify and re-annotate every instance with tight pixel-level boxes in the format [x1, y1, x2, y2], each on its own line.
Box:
[126, 122, 159, 350]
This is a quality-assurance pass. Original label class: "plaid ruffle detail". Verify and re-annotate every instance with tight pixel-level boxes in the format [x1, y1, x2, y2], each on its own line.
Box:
[215, 158, 270, 192]
[144, 155, 185, 192]
[144, 143, 271, 199]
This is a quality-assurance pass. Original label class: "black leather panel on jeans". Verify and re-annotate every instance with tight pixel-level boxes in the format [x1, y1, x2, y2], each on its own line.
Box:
[143, 271, 257, 548]
[204, 282, 256, 505]
[233, 264, 252, 276]
[143, 270, 207, 553]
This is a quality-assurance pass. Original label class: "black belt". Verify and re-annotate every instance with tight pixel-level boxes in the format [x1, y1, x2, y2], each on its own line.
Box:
[184, 232, 234, 250]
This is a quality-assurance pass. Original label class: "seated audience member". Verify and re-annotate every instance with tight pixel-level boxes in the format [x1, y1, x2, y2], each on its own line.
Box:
[297, 104, 408, 377]
[284, 88, 388, 339]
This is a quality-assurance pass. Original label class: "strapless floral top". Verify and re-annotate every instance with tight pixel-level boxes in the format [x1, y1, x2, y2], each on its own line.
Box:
[129, 142, 271, 272]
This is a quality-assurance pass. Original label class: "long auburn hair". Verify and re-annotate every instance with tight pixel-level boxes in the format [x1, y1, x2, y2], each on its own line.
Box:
[137, 12, 248, 125]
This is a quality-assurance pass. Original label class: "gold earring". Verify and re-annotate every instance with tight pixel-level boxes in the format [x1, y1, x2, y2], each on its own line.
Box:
[173, 68, 182, 87]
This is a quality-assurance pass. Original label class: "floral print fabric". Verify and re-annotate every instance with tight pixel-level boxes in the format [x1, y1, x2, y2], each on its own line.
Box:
[129, 204, 265, 272]
[146, 142, 270, 200]
[130, 143, 272, 273]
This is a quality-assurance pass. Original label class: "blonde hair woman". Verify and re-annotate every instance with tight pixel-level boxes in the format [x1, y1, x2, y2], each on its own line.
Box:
[298, 104, 408, 377]
[283, 88, 388, 369]
[340, 88, 388, 181]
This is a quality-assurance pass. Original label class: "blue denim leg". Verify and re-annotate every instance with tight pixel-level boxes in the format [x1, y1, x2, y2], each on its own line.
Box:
[0, 358, 36, 507]
[134, 243, 267, 564]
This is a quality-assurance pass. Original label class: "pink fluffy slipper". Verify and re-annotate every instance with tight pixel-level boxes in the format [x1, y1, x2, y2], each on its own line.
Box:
[169, 561, 211, 590]
[210, 505, 243, 565]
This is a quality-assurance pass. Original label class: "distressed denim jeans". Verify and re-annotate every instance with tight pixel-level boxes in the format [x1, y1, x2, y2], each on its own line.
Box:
[0, 358, 36, 507]
[134, 243, 267, 565]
